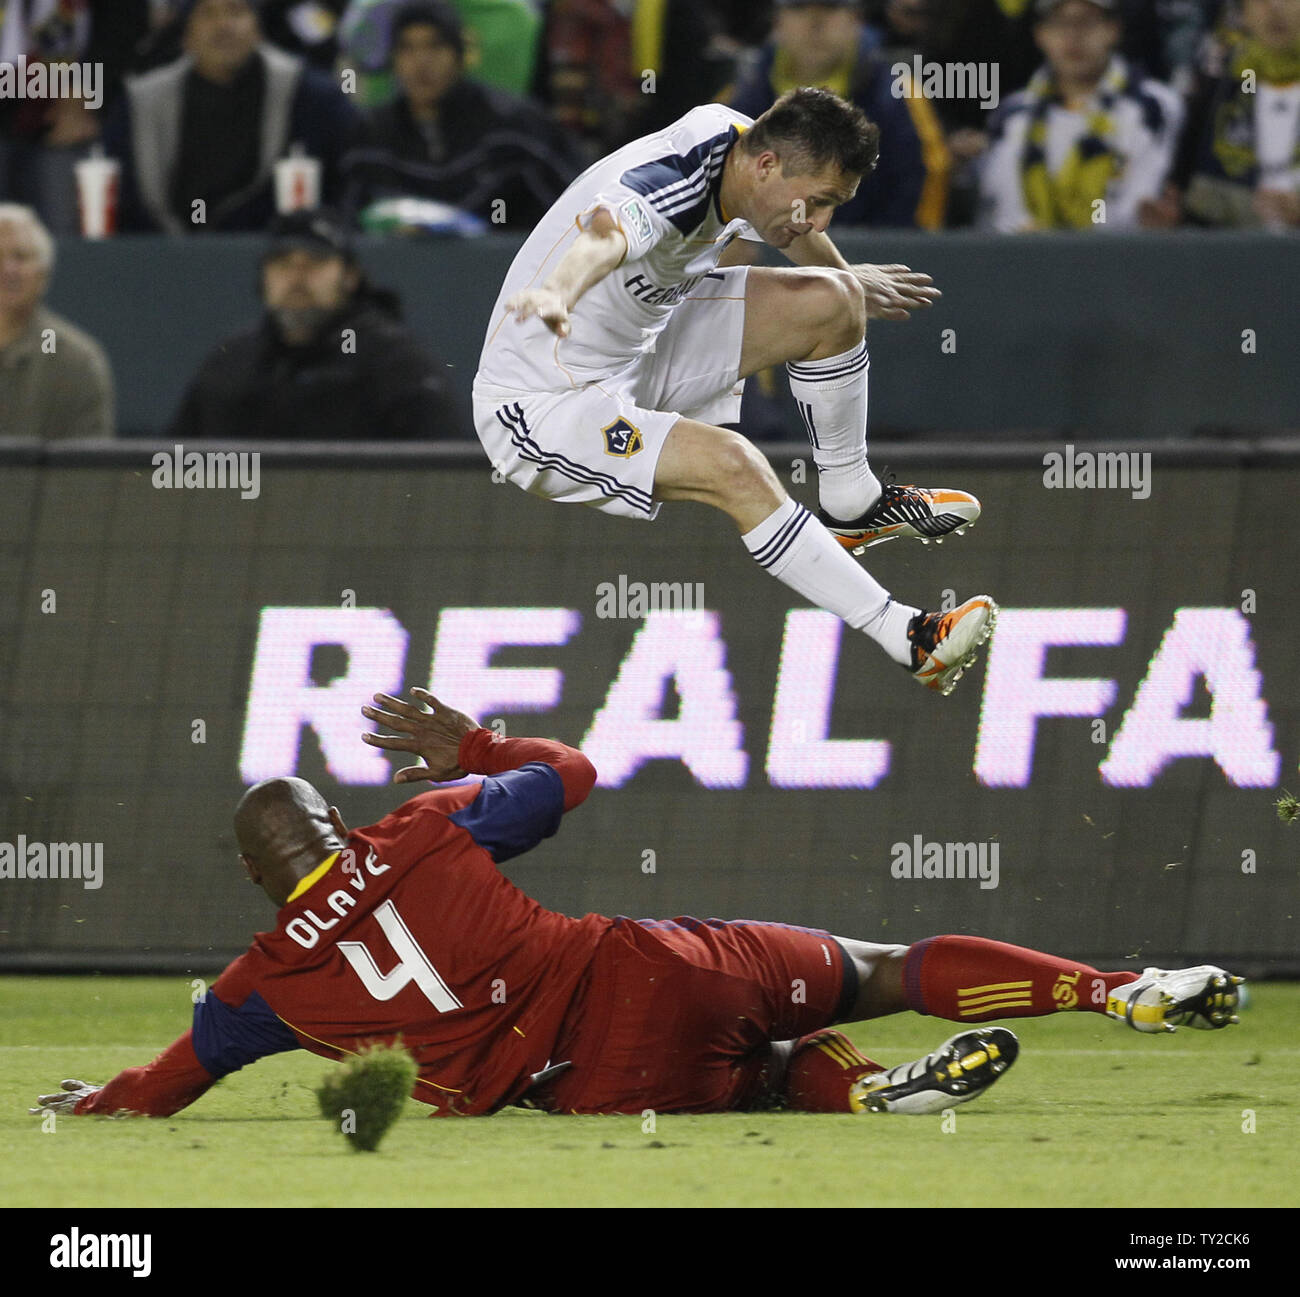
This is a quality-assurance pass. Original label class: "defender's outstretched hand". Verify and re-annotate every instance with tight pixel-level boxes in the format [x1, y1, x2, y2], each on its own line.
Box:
[850, 263, 941, 320]
[362, 689, 481, 784]
[31, 1079, 100, 1114]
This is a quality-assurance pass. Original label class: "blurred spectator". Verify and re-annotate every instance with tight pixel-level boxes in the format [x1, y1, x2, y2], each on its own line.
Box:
[101, 0, 359, 234]
[259, 1, 351, 67]
[1117, 0, 1226, 89]
[541, 0, 740, 157]
[342, 1, 580, 230]
[979, 0, 1183, 231]
[85, 2, 172, 104]
[540, 0, 640, 157]
[169, 210, 463, 440]
[106, 1, 348, 78]
[0, 204, 114, 439]
[1165, 0, 1300, 228]
[339, 0, 542, 105]
[870, 0, 1036, 225]
[0, 0, 100, 234]
[728, 0, 950, 228]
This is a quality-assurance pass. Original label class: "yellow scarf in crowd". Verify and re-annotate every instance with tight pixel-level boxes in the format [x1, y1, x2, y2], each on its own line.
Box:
[1020, 57, 1129, 229]
[1210, 30, 1300, 181]
[770, 46, 855, 101]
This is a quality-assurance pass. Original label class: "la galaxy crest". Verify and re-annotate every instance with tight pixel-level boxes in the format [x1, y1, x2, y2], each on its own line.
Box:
[602, 417, 643, 458]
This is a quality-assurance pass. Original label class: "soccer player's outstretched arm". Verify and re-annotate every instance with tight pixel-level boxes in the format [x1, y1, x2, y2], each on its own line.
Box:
[362, 689, 597, 861]
[31, 966, 302, 1118]
[502, 206, 628, 338]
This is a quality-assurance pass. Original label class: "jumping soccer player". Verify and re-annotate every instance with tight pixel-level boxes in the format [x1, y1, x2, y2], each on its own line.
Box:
[473, 87, 993, 697]
[32, 693, 1245, 1121]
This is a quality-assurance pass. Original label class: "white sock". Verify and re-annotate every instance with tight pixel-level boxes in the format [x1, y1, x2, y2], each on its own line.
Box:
[787, 340, 880, 522]
[741, 499, 919, 665]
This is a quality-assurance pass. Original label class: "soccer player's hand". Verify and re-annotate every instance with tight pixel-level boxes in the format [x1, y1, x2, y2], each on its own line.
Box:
[361, 688, 481, 784]
[849, 263, 940, 321]
[30, 1079, 100, 1114]
[504, 288, 572, 338]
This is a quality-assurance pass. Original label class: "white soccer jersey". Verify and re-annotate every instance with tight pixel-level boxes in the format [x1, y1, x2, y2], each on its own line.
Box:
[476, 104, 764, 394]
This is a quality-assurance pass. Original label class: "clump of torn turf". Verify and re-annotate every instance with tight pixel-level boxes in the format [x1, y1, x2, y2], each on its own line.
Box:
[316, 1042, 417, 1152]
[1277, 792, 1299, 825]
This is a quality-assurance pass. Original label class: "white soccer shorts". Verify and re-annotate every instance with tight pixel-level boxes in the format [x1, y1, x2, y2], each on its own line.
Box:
[473, 266, 749, 522]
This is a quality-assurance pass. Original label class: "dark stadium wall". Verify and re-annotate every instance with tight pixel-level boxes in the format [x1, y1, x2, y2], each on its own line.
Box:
[43, 232, 1300, 440]
[1, 452, 1296, 974]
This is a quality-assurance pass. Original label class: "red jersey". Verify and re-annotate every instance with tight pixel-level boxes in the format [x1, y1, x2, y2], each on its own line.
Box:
[79, 730, 608, 1117]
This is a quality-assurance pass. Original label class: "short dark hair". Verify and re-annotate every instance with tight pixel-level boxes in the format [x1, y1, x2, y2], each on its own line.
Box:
[391, 1, 465, 61]
[741, 87, 880, 178]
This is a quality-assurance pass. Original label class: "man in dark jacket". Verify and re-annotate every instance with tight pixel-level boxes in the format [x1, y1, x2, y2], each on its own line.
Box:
[342, 1, 582, 231]
[103, 0, 358, 234]
[169, 210, 464, 440]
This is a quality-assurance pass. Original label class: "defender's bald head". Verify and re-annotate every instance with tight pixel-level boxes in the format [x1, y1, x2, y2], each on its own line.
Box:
[234, 778, 346, 904]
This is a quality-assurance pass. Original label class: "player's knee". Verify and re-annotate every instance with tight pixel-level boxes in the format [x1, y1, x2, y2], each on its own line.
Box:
[825, 269, 867, 342]
[709, 430, 781, 501]
[785, 269, 865, 353]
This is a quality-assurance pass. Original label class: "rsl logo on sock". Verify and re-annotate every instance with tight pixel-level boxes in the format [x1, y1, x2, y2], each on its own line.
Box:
[1052, 970, 1081, 1009]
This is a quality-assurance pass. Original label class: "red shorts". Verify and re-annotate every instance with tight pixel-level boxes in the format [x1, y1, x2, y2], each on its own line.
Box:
[538, 917, 854, 1114]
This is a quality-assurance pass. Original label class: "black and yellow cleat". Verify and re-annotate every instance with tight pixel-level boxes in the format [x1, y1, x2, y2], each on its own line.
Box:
[1106, 966, 1246, 1034]
[849, 1027, 1019, 1114]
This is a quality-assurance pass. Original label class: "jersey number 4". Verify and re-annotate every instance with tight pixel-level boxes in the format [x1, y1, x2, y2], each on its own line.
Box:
[337, 899, 463, 1012]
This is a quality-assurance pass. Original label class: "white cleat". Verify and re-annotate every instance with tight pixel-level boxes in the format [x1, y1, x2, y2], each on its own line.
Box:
[849, 1028, 1019, 1114]
[1106, 966, 1246, 1033]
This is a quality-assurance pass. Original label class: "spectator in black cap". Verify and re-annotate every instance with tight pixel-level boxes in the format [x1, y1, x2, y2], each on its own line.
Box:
[169, 209, 465, 439]
[342, 1, 583, 231]
[102, 0, 359, 233]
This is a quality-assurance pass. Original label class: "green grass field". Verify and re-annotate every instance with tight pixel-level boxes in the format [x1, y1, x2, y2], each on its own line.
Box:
[3, 977, 1298, 1209]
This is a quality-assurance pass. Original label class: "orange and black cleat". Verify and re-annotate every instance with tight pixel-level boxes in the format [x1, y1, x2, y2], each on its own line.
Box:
[907, 597, 998, 696]
[819, 482, 981, 554]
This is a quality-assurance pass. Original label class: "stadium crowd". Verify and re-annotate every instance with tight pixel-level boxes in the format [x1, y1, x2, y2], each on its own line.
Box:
[1, 0, 1297, 438]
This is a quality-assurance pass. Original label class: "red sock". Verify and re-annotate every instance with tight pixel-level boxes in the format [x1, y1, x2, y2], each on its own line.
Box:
[902, 935, 1139, 1020]
[783, 1029, 882, 1113]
